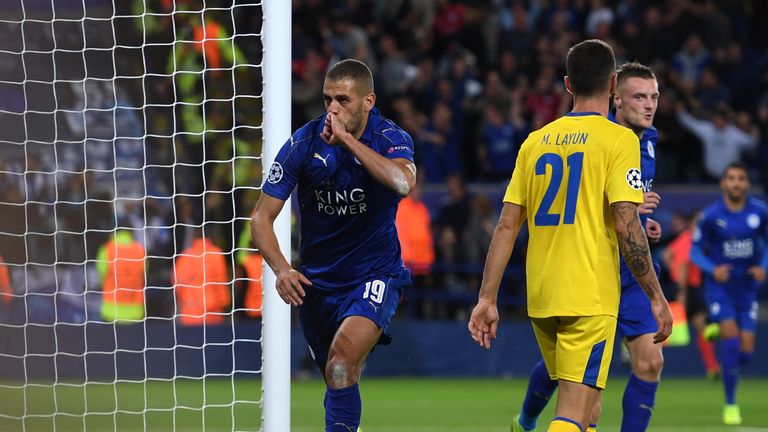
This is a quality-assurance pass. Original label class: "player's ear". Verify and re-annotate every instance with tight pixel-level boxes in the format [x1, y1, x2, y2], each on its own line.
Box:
[563, 76, 573, 95]
[363, 92, 376, 113]
[613, 92, 621, 109]
[608, 73, 617, 95]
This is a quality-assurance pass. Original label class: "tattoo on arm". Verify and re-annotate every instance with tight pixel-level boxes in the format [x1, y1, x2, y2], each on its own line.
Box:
[613, 202, 659, 298]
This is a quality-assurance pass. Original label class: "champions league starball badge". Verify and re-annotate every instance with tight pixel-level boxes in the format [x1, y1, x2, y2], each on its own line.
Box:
[626, 168, 643, 190]
[267, 161, 283, 184]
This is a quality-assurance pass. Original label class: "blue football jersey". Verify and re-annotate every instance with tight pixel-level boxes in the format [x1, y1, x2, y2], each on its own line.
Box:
[692, 197, 768, 282]
[609, 112, 660, 288]
[262, 108, 414, 290]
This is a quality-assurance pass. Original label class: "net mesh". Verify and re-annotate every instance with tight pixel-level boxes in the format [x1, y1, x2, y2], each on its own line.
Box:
[0, 1, 265, 430]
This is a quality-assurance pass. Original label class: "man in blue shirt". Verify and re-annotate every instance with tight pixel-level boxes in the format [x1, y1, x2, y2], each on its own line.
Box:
[512, 62, 665, 432]
[251, 59, 416, 432]
[690, 161, 768, 426]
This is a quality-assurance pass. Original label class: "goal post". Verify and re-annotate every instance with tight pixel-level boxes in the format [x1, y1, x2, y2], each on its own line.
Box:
[0, 0, 292, 430]
[261, 1, 292, 431]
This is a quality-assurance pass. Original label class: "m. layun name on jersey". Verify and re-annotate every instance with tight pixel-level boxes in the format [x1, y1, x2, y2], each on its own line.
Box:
[315, 188, 367, 215]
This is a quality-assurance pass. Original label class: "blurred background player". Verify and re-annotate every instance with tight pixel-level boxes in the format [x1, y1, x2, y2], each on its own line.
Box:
[251, 59, 416, 432]
[690, 161, 768, 425]
[662, 212, 721, 379]
[511, 61, 667, 432]
[468, 40, 672, 432]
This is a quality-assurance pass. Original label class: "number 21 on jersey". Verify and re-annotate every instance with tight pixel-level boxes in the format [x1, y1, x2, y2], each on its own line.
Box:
[535, 152, 584, 226]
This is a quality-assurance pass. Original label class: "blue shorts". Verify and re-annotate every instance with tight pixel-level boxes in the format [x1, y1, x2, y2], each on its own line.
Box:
[704, 279, 759, 332]
[298, 268, 410, 369]
[617, 280, 658, 338]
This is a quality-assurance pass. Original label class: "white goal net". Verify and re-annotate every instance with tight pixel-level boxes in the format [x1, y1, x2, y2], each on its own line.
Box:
[0, 0, 290, 430]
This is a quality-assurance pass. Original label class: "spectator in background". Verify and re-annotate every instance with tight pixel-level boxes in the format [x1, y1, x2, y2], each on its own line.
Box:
[396, 181, 434, 289]
[662, 212, 721, 380]
[695, 67, 731, 113]
[173, 226, 230, 326]
[292, 49, 327, 129]
[717, 42, 762, 113]
[376, 34, 416, 103]
[641, 5, 678, 64]
[672, 34, 710, 91]
[436, 174, 472, 239]
[239, 251, 263, 319]
[463, 195, 496, 292]
[585, 0, 613, 37]
[524, 66, 565, 125]
[418, 102, 462, 183]
[498, 6, 536, 66]
[396, 181, 435, 318]
[434, 224, 470, 320]
[96, 226, 146, 323]
[676, 104, 759, 181]
[328, 12, 377, 71]
[477, 101, 526, 182]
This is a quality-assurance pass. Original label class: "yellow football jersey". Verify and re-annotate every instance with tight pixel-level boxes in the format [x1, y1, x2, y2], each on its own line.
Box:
[504, 112, 643, 318]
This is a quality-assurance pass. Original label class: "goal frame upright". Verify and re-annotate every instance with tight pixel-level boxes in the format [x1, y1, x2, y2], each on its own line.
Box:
[261, 1, 292, 431]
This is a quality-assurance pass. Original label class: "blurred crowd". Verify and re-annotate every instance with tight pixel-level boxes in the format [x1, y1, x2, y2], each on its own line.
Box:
[2, 0, 768, 324]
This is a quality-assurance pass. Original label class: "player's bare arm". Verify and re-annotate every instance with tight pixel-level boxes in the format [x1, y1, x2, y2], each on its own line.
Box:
[612, 201, 673, 343]
[469, 202, 526, 349]
[251, 194, 312, 306]
[326, 112, 416, 196]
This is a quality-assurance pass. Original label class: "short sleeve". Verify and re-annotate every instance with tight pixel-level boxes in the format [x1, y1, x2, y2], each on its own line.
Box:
[605, 131, 643, 205]
[262, 137, 306, 200]
[503, 141, 528, 205]
[692, 212, 708, 249]
[381, 126, 415, 162]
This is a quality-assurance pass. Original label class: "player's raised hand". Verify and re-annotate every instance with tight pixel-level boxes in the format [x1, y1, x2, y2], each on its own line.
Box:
[713, 264, 732, 283]
[275, 268, 312, 306]
[645, 218, 662, 243]
[638, 191, 661, 215]
[748, 265, 766, 283]
[328, 112, 352, 147]
[468, 299, 499, 349]
[320, 114, 335, 145]
[651, 298, 673, 344]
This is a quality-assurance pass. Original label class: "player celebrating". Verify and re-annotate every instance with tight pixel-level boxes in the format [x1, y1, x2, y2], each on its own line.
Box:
[468, 40, 672, 432]
[690, 161, 767, 425]
[511, 63, 667, 432]
[251, 59, 416, 432]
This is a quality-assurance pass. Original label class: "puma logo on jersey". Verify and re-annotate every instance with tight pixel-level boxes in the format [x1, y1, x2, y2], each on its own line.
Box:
[313, 153, 330, 167]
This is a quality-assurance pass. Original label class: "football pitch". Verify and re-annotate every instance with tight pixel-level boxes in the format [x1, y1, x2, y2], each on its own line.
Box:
[2, 377, 767, 431]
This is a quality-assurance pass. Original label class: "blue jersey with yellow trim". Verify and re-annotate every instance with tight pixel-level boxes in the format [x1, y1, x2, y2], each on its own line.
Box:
[262, 108, 414, 290]
[610, 112, 660, 289]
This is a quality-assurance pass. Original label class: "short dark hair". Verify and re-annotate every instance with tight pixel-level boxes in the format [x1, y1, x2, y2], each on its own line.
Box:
[566, 39, 616, 97]
[617, 62, 656, 86]
[722, 161, 748, 178]
[326, 59, 374, 94]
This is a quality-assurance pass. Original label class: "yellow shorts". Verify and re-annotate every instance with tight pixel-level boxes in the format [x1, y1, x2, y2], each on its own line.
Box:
[531, 315, 617, 389]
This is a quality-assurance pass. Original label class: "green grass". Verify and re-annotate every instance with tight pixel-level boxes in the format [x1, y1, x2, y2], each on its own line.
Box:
[2, 377, 767, 431]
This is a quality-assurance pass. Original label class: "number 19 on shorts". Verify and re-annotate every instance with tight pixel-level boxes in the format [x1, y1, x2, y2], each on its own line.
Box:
[363, 280, 386, 304]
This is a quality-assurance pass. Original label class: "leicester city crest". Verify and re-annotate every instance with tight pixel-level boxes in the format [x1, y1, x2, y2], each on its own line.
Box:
[747, 213, 760, 229]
